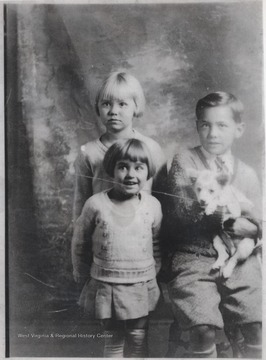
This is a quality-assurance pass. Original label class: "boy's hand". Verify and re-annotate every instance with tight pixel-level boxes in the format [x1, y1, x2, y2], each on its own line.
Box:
[224, 217, 258, 238]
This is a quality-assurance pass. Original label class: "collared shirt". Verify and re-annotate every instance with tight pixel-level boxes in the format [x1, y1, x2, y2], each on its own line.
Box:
[200, 146, 234, 175]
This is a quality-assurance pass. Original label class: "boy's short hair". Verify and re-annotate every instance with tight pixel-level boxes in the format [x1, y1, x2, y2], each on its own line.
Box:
[103, 138, 156, 180]
[95, 71, 146, 118]
[196, 91, 244, 123]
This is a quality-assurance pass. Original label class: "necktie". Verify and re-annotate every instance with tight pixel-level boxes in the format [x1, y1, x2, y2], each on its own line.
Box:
[215, 156, 229, 173]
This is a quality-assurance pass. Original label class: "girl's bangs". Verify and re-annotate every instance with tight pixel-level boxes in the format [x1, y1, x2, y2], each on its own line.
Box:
[101, 81, 135, 101]
[121, 143, 149, 164]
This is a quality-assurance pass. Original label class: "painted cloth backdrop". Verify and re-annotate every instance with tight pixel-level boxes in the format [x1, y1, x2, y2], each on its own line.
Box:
[6, 2, 263, 357]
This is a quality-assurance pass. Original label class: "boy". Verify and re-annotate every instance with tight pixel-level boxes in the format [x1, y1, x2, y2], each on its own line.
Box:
[163, 92, 262, 358]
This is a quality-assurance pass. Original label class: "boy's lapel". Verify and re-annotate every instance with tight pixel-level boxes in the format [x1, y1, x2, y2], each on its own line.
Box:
[230, 156, 238, 184]
[193, 146, 211, 170]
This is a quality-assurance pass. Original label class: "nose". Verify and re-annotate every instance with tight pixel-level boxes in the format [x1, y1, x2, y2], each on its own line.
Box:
[208, 125, 218, 138]
[125, 167, 135, 178]
[109, 103, 118, 115]
[200, 199, 206, 206]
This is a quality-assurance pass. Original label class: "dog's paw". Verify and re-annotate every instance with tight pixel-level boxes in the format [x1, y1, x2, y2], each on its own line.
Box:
[222, 263, 235, 279]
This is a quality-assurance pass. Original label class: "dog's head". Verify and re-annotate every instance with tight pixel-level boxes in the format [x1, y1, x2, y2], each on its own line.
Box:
[186, 168, 230, 214]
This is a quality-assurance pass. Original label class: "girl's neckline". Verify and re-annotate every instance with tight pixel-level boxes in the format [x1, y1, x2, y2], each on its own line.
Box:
[103, 189, 145, 216]
[98, 129, 136, 150]
[108, 188, 142, 202]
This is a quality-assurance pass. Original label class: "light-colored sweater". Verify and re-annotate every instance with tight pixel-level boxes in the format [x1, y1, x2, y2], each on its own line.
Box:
[73, 130, 165, 221]
[72, 190, 162, 283]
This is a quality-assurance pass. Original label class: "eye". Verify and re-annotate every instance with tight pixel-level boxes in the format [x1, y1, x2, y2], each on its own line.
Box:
[119, 102, 127, 107]
[101, 101, 110, 108]
[117, 164, 127, 171]
[135, 165, 144, 171]
[200, 122, 209, 128]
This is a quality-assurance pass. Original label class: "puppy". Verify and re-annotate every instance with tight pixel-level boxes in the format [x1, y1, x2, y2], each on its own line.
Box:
[187, 168, 257, 279]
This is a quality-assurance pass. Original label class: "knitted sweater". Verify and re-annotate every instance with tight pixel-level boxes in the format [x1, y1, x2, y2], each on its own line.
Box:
[72, 190, 162, 283]
[73, 130, 165, 222]
[164, 146, 262, 258]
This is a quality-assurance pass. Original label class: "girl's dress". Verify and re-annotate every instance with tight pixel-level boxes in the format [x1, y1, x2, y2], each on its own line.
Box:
[72, 190, 162, 320]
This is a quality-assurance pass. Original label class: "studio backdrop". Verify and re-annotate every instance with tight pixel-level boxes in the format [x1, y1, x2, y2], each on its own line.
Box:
[6, 1, 263, 357]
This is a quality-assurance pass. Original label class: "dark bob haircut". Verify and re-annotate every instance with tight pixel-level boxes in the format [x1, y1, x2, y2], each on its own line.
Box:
[196, 91, 244, 123]
[103, 138, 156, 180]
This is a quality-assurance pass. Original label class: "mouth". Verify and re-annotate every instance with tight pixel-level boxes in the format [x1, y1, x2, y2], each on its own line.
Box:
[123, 181, 138, 186]
[200, 204, 207, 209]
[197, 200, 207, 208]
[207, 142, 220, 146]
[108, 119, 120, 123]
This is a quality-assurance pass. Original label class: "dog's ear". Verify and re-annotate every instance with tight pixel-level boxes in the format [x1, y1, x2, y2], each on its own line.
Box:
[186, 168, 199, 183]
[216, 172, 230, 187]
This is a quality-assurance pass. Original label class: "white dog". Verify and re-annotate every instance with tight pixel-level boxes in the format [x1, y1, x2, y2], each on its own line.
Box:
[187, 168, 257, 279]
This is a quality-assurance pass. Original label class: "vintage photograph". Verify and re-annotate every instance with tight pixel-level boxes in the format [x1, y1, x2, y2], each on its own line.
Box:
[5, 0, 263, 358]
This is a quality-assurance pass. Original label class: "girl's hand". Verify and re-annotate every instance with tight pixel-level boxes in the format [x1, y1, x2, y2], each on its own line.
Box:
[155, 259, 162, 275]
[224, 217, 258, 238]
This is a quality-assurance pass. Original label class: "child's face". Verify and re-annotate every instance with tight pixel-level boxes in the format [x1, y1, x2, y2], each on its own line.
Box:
[113, 160, 148, 196]
[197, 105, 245, 155]
[98, 95, 136, 133]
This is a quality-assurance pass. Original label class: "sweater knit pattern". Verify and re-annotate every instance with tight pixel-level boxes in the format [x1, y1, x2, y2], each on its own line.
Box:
[72, 191, 162, 283]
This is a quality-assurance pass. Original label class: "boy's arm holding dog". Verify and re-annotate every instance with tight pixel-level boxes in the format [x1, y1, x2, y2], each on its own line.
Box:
[225, 165, 262, 241]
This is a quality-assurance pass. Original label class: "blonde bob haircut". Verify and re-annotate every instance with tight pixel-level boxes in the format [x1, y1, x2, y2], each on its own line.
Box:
[103, 139, 156, 180]
[95, 71, 146, 118]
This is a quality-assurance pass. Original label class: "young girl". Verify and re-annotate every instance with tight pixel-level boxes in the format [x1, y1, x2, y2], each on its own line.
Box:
[72, 139, 162, 358]
[73, 70, 165, 222]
